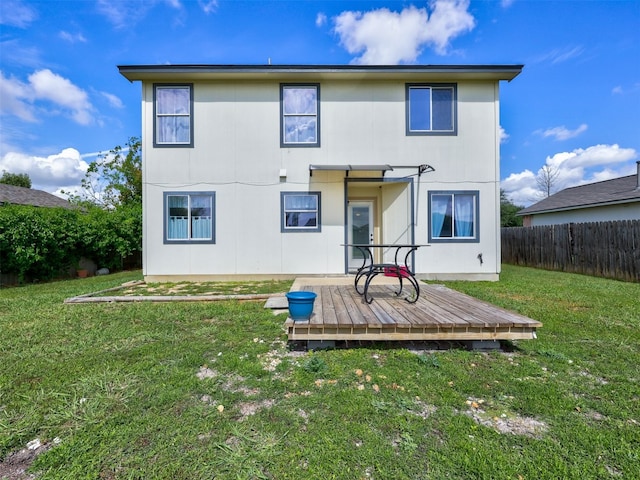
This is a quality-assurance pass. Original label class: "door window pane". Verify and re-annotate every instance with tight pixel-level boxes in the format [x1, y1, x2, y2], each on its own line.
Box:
[351, 205, 371, 259]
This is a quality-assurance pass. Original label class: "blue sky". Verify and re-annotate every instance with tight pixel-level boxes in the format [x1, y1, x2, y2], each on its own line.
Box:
[1, 0, 638, 206]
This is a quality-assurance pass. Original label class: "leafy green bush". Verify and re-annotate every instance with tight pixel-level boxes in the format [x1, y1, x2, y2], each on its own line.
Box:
[0, 204, 141, 283]
[78, 204, 142, 271]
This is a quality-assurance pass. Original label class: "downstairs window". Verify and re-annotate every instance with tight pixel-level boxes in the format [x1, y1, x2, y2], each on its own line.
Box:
[281, 192, 321, 232]
[429, 191, 479, 243]
[164, 192, 215, 244]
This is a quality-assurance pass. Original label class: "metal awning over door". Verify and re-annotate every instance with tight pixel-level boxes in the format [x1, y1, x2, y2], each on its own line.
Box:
[309, 164, 393, 177]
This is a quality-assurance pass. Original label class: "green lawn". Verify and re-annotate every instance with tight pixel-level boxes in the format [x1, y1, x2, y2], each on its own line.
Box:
[1, 266, 638, 479]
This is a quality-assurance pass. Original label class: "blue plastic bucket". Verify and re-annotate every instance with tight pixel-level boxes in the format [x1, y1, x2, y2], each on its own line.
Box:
[286, 291, 317, 321]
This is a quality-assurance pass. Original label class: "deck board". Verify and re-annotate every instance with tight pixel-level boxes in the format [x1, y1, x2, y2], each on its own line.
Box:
[286, 283, 541, 342]
[330, 285, 355, 326]
[425, 285, 529, 326]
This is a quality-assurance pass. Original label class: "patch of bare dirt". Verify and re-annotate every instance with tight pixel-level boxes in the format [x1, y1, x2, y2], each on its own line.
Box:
[219, 374, 261, 396]
[0, 438, 59, 480]
[459, 396, 548, 438]
[196, 366, 217, 380]
[409, 400, 437, 419]
[462, 404, 547, 438]
[236, 399, 275, 421]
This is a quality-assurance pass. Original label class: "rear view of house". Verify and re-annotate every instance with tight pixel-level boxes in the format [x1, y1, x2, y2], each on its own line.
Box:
[118, 64, 522, 282]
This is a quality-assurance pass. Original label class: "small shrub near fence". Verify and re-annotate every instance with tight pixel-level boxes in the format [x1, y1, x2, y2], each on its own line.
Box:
[502, 220, 640, 282]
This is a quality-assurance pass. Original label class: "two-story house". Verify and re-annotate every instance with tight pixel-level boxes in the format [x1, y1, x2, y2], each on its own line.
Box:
[118, 64, 522, 282]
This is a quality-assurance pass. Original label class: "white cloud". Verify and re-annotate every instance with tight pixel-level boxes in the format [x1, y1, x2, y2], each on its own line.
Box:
[100, 91, 124, 109]
[533, 45, 584, 65]
[59, 31, 87, 43]
[333, 0, 475, 65]
[97, 0, 184, 27]
[501, 0, 515, 7]
[611, 83, 640, 95]
[539, 123, 588, 141]
[501, 170, 539, 205]
[96, 0, 151, 28]
[499, 125, 509, 144]
[29, 70, 94, 125]
[0, 71, 37, 122]
[0, 0, 37, 27]
[589, 167, 635, 183]
[502, 144, 638, 206]
[551, 144, 637, 170]
[0, 148, 89, 192]
[199, 0, 218, 14]
[0, 69, 94, 125]
[0, 40, 43, 69]
[316, 12, 327, 27]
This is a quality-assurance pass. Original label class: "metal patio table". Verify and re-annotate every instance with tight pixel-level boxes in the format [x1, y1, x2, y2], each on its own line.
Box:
[342, 244, 428, 304]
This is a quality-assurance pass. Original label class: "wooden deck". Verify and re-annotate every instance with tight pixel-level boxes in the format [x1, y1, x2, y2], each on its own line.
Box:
[284, 283, 542, 342]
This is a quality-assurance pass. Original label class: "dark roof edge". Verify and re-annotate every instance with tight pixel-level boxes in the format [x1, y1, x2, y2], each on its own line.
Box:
[118, 63, 524, 80]
[517, 197, 639, 216]
[118, 64, 524, 72]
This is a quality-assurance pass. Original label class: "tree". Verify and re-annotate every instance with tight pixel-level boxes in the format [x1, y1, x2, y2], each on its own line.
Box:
[0, 171, 31, 188]
[500, 189, 523, 227]
[66, 137, 141, 209]
[536, 164, 560, 198]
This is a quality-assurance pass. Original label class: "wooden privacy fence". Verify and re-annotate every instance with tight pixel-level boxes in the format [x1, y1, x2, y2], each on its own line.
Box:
[502, 220, 640, 282]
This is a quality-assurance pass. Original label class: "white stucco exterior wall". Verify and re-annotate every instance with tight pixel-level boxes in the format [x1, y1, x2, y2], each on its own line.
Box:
[138, 76, 505, 281]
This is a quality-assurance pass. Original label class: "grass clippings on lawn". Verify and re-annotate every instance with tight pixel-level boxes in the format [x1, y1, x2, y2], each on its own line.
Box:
[1, 266, 639, 479]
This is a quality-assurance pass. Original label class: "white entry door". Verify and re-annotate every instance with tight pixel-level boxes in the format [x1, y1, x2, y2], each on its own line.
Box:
[347, 201, 374, 270]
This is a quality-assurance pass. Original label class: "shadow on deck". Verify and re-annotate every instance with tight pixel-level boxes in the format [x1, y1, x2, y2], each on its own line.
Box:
[283, 282, 542, 343]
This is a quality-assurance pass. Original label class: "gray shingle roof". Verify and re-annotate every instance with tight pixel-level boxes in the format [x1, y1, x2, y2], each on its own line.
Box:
[518, 174, 640, 216]
[0, 183, 74, 209]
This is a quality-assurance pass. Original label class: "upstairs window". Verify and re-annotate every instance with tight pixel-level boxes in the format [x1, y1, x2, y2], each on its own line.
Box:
[281, 192, 321, 232]
[154, 84, 193, 147]
[406, 84, 456, 135]
[280, 84, 320, 147]
[429, 191, 478, 243]
[164, 192, 215, 244]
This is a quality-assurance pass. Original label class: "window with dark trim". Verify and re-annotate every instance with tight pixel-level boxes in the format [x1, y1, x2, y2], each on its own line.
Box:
[164, 192, 215, 244]
[428, 191, 479, 243]
[281, 192, 321, 232]
[154, 84, 194, 147]
[280, 84, 320, 147]
[406, 83, 457, 135]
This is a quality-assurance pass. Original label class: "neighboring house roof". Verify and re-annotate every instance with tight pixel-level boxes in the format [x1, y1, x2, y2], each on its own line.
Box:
[518, 174, 640, 216]
[0, 183, 74, 209]
[118, 64, 523, 82]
